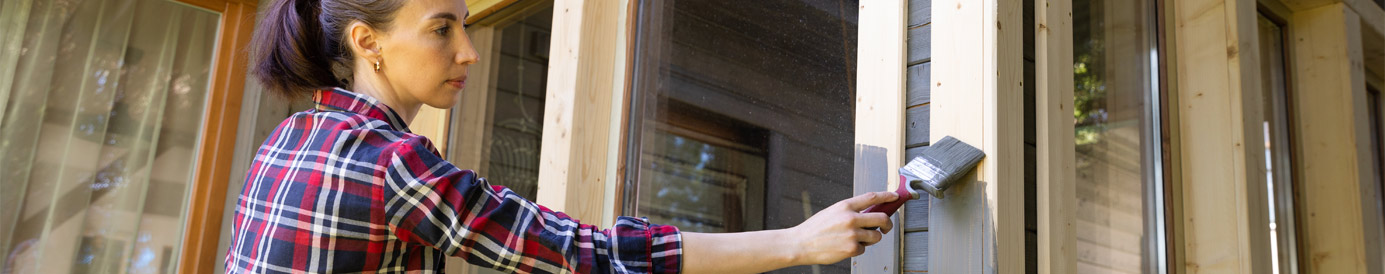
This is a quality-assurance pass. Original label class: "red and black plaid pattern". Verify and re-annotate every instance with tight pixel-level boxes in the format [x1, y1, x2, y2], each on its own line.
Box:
[225, 88, 682, 273]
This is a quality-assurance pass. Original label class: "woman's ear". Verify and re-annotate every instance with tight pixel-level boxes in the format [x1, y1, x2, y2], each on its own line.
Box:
[347, 21, 382, 60]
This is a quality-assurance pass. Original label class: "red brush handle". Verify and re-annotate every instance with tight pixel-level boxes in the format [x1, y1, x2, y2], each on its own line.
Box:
[861, 175, 912, 217]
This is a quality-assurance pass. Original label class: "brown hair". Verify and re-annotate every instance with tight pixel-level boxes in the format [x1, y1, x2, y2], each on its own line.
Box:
[250, 0, 405, 97]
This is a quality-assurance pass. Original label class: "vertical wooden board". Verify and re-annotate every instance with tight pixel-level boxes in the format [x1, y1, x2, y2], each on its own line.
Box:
[907, 62, 932, 107]
[854, 146, 901, 274]
[1171, 0, 1272, 272]
[854, 0, 907, 273]
[1291, 4, 1375, 273]
[903, 231, 930, 272]
[180, 3, 255, 273]
[536, 0, 622, 223]
[1035, 0, 1076, 272]
[908, 24, 932, 65]
[905, 105, 931, 147]
[928, 0, 1025, 271]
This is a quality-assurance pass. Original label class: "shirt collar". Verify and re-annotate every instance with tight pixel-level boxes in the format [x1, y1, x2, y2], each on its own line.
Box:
[313, 87, 412, 133]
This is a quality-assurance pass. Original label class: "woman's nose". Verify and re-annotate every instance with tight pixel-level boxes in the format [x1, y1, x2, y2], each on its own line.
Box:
[456, 33, 480, 65]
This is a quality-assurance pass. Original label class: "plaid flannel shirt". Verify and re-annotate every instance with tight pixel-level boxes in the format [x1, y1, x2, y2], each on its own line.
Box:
[225, 88, 683, 273]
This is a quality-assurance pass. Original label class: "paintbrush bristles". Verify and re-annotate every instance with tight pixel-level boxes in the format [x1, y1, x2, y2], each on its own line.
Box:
[899, 136, 985, 199]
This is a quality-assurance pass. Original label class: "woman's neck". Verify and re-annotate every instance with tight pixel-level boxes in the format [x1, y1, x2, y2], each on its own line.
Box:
[351, 75, 420, 124]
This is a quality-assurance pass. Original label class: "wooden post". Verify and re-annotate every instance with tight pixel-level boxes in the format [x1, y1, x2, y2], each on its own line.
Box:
[1169, 0, 1276, 272]
[178, 1, 256, 273]
[1290, 4, 1377, 273]
[536, 0, 627, 225]
[1035, 0, 1076, 273]
[928, 0, 1025, 272]
[852, 0, 907, 273]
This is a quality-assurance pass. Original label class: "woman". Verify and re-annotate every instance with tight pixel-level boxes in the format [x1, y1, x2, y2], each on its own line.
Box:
[224, 0, 898, 272]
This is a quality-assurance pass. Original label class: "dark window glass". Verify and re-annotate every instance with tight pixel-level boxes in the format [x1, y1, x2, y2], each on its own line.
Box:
[448, 6, 554, 201]
[626, 1, 857, 273]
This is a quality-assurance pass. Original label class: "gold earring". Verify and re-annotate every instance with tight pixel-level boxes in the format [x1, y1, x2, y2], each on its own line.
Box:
[374, 60, 381, 72]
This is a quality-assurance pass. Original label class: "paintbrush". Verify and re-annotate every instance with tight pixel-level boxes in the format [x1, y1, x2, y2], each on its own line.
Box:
[862, 136, 985, 217]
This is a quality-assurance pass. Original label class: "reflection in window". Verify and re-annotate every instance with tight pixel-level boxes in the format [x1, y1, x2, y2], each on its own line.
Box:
[1073, 0, 1167, 273]
[1256, 13, 1301, 274]
[627, 0, 856, 273]
[0, 0, 219, 272]
[448, 6, 553, 201]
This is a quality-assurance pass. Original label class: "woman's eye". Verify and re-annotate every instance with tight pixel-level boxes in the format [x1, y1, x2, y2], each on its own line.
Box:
[434, 25, 451, 36]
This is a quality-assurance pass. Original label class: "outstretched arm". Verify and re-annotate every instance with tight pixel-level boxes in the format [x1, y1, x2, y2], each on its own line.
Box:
[681, 191, 899, 274]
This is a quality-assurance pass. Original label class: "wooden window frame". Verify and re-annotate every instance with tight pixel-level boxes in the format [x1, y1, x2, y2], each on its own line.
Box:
[176, 0, 258, 273]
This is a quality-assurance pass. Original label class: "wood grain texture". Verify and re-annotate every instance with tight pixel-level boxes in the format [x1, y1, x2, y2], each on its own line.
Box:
[536, 0, 624, 224]
[907, 62, 931, 107]
[928, 0, 1025, 272]
[179, 1, 255, 273]
[905, 105, 931, 148]
[903, 231, 930, 272]
[908, 24, 932, 65]
[1290, 4, 1377, 273]
[1033, 0, 1076, 272]
[1171, 0, 1275, 272]
[909, 0, 932, 27]
[853, 0, 907, 273]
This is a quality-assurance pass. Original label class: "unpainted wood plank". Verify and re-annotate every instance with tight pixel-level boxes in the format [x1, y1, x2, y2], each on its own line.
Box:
[1035, 0, 1077, 272]
[905, 105, 931, 148]
[1291, 4, 1377, 273]
[1172, 0, 1275, 272]
[536, 0, 623, 224]
[908, 24, 932, 65]
[907, 62, 932, 107]
[902, 231, 930, 272]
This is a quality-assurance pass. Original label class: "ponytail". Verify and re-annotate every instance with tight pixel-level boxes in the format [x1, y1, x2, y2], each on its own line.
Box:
[249, 0, 405, 98]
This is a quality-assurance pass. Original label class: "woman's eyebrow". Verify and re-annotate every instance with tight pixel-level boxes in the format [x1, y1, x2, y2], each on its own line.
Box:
[429, 12, 459, 22]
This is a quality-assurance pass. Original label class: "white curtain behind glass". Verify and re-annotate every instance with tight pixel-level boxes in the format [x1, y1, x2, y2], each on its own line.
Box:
[0, 0, 219, 272]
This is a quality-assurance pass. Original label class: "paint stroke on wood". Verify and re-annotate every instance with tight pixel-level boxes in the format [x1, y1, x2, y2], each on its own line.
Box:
[928, 0, 1025, 272]
[853, 0, 907, 273]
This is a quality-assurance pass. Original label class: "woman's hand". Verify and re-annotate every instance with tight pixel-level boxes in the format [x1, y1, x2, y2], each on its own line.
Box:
[786, 191, 898, 265]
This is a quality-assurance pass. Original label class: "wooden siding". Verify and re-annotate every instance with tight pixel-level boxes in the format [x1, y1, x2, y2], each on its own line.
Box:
[902, 0, 931, 271]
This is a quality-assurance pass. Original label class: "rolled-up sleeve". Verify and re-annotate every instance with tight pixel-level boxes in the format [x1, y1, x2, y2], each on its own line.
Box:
[379, 134, 683, 274]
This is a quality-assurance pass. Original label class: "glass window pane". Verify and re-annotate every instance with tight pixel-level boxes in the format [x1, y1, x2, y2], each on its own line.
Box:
[1256, 13, 1301, 274]
[0, 0, 220, 272]
[1073, 0, 1166, 272]
[448, 5, 554, 201]
[626, 0, 857, 273]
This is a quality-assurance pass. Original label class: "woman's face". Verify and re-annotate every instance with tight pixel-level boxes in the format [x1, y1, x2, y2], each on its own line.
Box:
[376, 0, 477, 109]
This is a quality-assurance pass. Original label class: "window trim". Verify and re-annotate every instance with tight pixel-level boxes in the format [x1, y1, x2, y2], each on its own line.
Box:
[177, 0, 259, 273]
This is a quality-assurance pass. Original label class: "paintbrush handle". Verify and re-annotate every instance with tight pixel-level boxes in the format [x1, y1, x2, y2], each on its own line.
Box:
[861, 175, 913, 217]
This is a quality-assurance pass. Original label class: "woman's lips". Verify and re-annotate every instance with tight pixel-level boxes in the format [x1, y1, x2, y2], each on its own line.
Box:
[446, 79, 465, 89]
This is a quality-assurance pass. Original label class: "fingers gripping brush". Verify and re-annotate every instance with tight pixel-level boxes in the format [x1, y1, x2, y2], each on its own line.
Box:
[862, 136, 985, 217]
